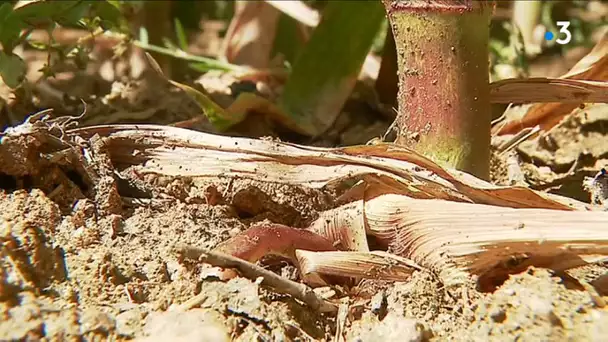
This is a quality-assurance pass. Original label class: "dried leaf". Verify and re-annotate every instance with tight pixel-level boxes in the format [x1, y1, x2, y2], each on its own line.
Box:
[57, 125, 584, 209]
[295, 250, 421, 281]
[314, 194, 608, 289]
[494, 31, 608, 135]
[66, 124, 586, 211]
[213, 224, 337, 263]
[490, 78, 608, 104]
[308, 200, 368, 252]
[4, 121, 608, 290]
[220, 1, 280, 69]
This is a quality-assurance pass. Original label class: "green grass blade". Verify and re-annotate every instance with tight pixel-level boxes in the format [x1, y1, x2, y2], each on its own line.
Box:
[278, 0, 385, 136]
[174, 18, 189, 51]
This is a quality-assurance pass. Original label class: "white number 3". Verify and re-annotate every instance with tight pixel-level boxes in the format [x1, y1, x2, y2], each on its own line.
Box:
[556, 21, 572, 45]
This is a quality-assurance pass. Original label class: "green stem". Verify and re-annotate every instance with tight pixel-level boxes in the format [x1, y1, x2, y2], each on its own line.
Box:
[279, 0, 385, 136]
[383, 0, 493, 179]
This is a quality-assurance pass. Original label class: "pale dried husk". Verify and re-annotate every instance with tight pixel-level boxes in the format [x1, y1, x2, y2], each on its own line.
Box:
[310, 194, 608, 288]
[2, 121, 607, 289]
[67, 124, 587, 211]
[295, 250, 422, 282]
[493, 31, 608, 136]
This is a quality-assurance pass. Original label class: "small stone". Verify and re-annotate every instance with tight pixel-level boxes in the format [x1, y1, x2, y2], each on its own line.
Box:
[489, 307, 506, 323]
[589, 310, 608, 340]
[370, 291, 386, 314]
[79, 309, 116, 335]
[115, 307, 145, 337]
[528, 295, 553, 317]
[106, 214, 124, 239]
[228, 227, 241, 237]
[352, 313, 428, 342]
[313, 286, 336, 300]
[141, 309, 230, 342]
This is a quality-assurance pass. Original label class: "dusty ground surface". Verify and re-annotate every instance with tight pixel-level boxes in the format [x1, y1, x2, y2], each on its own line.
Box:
[2, 32, 608, 342]
[490, 103, 608, 203]
[517, 104, 608, 202]
[2, 180, 608, 341]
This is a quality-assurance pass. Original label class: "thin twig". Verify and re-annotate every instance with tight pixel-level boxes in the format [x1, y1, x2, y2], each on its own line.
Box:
[497, 125, 541, 155]
[173, 244, 338, 314]
[334, 300, 350, 342]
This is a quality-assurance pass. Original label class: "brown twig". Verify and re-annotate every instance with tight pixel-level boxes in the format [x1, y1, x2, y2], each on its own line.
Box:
[173, 244, 338, 314]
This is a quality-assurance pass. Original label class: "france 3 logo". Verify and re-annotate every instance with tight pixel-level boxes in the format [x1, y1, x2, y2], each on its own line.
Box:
[544, 21, 572, 45]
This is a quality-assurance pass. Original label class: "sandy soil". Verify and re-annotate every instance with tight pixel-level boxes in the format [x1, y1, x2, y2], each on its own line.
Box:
[2, 171, 608, 341]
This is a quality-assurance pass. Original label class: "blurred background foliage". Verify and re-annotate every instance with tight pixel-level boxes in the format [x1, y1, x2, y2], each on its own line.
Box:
[1, 1, 604, 85]
[0, 0, 606, 139]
